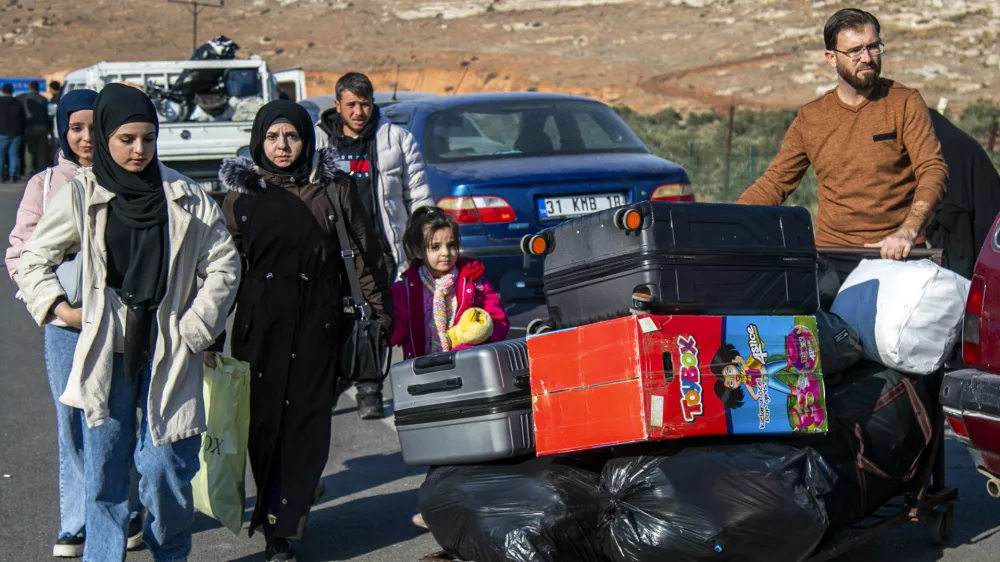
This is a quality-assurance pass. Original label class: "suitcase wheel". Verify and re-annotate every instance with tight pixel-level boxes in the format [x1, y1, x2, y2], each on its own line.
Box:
[520, 234, 533, 255]
[613, 207, 643, 231]
[521, 232, 552, 256]
[526, 319, 552, 335]
[630, 285, 659, 313]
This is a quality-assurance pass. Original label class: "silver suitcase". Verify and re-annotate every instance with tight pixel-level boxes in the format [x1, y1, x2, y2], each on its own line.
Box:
[391, 339, 534, 466]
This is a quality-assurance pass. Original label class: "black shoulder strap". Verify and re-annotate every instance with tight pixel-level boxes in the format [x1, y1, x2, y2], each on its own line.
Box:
[326, 177, 372, 320]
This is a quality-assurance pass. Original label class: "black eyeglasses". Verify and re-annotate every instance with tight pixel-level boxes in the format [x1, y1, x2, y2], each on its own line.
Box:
[831, 41, 885, 61]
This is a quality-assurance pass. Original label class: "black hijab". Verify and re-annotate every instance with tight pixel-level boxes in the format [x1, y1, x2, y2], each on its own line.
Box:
[250, 100, 315, 179]
[93, 83, 168, 381]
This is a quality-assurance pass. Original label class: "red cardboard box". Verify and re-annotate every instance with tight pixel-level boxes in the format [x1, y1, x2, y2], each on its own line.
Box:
[528, 314, 826, 456]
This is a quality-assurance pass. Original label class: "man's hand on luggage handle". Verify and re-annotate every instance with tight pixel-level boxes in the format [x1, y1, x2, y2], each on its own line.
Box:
[864, 200, 932, 261]
[864, 229, 915, 261]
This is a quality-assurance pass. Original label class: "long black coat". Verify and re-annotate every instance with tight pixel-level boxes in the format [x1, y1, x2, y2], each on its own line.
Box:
[219, 148, 392, 537]
[926, 110, 1000, 279]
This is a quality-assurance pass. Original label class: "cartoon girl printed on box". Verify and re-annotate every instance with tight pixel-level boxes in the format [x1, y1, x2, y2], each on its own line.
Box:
[710, 343, 799, 408]
[709, 323, 825, 432]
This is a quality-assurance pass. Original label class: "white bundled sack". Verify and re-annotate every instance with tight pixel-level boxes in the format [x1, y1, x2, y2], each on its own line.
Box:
[831, 259, 970, 375]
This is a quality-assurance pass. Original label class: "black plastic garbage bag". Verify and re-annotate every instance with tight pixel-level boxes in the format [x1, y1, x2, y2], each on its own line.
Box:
[418, 455, 609, 562]
[815, 310, 863, 376]
[599, 442, 834, 562]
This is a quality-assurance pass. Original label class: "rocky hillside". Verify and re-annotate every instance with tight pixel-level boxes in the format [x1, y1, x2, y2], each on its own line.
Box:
[1, 0, 997, 113]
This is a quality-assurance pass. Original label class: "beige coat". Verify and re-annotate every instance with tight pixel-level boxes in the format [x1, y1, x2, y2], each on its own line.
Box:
[17, 165, 241, 446]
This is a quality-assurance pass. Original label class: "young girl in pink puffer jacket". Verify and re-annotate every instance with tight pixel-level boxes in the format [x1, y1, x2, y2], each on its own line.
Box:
[389, 206, 510, 359]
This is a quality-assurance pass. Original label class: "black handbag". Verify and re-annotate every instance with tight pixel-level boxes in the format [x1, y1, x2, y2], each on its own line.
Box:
[326, 181, 391, 394]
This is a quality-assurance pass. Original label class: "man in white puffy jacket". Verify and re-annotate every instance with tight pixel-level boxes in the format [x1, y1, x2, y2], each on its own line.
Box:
[315, 72, 433, 418]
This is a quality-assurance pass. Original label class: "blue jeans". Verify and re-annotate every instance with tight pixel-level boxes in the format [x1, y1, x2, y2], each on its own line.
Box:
[45, 325, 143, 540]
[45, 325, 87, 539]
[82, 354, 201, 562]
[0, 133, 21, 178]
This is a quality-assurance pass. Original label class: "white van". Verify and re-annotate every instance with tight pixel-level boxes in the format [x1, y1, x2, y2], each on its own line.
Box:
[62, 58, 306, 191]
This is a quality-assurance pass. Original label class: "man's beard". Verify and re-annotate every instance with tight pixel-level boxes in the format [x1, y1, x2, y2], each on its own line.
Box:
[837, 58, 881, 91]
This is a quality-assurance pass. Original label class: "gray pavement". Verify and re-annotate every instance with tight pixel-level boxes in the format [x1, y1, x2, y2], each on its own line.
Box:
[2, 181, 999, 561]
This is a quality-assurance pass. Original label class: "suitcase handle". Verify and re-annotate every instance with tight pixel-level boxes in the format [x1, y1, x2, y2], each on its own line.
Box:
[412, 352, 457, 374]
[817, 246, 943, 266]
[407, 377, 463, 396]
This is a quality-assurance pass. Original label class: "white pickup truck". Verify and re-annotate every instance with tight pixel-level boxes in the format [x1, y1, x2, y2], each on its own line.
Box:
[62, 58, 306, 191]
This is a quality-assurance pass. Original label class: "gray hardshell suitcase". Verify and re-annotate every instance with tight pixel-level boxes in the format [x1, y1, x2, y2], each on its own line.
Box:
[391, 339, 534, 466]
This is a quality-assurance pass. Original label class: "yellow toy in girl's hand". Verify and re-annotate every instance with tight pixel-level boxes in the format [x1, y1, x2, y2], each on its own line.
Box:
[448, 307, 494, 347]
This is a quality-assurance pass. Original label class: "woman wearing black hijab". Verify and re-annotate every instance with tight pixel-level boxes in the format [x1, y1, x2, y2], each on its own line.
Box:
[219, 100, 392, 561]
[17, 83, 241, 561]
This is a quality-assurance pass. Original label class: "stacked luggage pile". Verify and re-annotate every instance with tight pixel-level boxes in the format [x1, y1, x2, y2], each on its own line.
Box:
[390, 201, 970, 562]
[149, 36, 265, 124]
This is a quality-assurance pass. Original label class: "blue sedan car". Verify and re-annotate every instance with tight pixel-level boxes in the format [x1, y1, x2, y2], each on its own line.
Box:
[378, 92, 693, 302]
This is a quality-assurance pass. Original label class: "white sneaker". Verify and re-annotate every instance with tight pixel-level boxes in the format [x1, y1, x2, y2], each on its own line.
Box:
[412, 513, 428, 529]
[52, 535, 84, 558]
[127, 516, 143, 550]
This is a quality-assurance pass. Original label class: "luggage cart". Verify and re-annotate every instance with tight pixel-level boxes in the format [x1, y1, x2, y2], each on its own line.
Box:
[419, 247, 959, 562]
[806, 246, 959, 560]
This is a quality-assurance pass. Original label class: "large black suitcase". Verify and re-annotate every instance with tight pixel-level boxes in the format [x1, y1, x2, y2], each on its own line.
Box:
[532, 201, 819, 329]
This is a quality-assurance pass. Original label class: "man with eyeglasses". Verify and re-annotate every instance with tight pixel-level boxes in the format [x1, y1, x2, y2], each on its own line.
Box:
[737, 8, 948, 283]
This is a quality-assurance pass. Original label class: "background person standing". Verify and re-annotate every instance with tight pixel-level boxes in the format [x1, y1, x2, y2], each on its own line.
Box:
[0, 83, 27, 182]
[315, 72, 433, 419]
[20, 81, 51, 175]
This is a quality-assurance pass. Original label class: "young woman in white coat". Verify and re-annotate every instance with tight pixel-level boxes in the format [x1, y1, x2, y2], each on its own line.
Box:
[17, 83, 240, 562]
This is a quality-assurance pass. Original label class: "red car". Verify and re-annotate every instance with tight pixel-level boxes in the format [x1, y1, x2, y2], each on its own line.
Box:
[940, 212, 1000, 498]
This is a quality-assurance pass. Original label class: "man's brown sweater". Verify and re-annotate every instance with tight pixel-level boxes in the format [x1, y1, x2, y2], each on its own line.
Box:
[737, 79, 948, 248]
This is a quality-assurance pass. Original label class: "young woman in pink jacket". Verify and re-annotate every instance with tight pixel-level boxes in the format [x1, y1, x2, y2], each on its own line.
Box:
[5, 89, 144, 557]
[388, 206, 510, 530]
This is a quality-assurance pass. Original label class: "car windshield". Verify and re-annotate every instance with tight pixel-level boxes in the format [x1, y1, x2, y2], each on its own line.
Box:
[422, 100, 648, 163]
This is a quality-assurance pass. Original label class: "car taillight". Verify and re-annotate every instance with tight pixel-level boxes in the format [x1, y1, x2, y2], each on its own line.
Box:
[945, 411, 970, 439]
[966, 414, 1000, 452]
[437, 196, 516, 224]
[963, 273, 986, 367]
[650, 182, 694, 202]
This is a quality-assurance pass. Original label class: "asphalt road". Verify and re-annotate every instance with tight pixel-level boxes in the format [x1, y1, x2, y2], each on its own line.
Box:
[1, 181, 999, 562]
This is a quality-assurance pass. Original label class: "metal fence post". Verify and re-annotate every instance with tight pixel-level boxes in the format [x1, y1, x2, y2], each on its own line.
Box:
[723, 105, 735, 200]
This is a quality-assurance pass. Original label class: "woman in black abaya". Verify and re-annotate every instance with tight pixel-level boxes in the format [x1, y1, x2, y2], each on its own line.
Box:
[218, 101, 392, 561]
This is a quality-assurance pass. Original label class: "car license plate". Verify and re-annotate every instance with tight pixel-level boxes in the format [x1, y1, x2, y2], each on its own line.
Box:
[537, 193, 627, 220]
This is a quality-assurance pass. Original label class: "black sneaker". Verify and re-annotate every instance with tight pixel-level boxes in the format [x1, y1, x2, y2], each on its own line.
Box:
[265, 537, 297, 562]
[127, 515, 143, 550]
[53, 534, 84, 558]
[357, 392, 385, 420]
